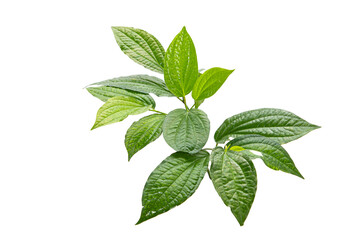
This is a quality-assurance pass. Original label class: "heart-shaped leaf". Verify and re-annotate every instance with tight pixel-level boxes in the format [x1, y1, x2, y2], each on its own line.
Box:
[163, 108, 210, 154]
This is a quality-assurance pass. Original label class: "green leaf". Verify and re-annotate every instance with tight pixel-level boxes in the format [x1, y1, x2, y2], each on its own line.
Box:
[112, 26, 165, 73]
[137, 150, 210, 224]
[91, 95, 155, 130]
[88, 75, 174, 97]
[163, 108, 210, 154]
[227, 135, 303, 178]
[210, 147, 257, 226]
[194, 99, 204, 109]
[87, 86, 154, 102]
[229, 146, 245, 151]
[164, 27, 198, 97]
[192, 67, 234, 100]
[125, 114, 166, 161]
[215, 108, 320, 144]
[227, 145, 261, 160]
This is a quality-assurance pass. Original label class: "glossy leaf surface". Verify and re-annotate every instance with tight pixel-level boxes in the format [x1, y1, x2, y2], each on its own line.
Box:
[112, 26, 165, 73]
[87, 86, 153, 102]
[192, 67, 234, 100]
[125, 114, 166, 161]
[215, 108, 320, 144]
[164, 27, 198, 97]
[89, 75, 174, 97]
[91, 95, 155, 130]
[163, 108, 210, 154]
[227, 135, 303, 178]
[210, 147, 257, 226]
[137, 150, 210, 224]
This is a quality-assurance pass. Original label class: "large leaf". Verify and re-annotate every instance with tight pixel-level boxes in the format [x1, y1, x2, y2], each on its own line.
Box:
[192, 67, 234, 100]
[125, 114, 166, 161]
[112, 26, 165, 73]
[215, 108, 320, 144]
[91, 95, 155, 130]
[163, 108, 210, 154]
[210, 147, 257, 226]
[227, 135, 303, 178]
[136, 150, 210, 224]
[88, 75, 174, 97]
[87, 86, 154, 102]
[164, 27, 198, 97]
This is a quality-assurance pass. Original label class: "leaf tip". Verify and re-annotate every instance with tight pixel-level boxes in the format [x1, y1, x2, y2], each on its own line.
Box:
[294, 170, 305, 179]
[234, 215, 246, 226]
[90, 123, 98, 131]
[135, 215, 146, 225]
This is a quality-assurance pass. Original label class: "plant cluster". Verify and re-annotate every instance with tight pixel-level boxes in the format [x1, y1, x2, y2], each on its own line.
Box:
[86, 26, 320, 226]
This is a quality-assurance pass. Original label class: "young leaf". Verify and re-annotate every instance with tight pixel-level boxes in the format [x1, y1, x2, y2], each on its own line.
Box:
[88, 75, 174, 97]
[164, 27, 198, 97]
[87, 86, 154, 102]
[137, 150, 210, 224]
[112, 27, 165, 73]
[192, 67, 234, 100]
[227, 135, 303, 178]
[125, 114, 166, 161]
[91, 95, 155, 130]
[162, 108, 210, 154]
[194, 99, 204, 108]
[215, 108, 320, 144]
[210, 147, 257, 226]
[228, 146, 261, 160]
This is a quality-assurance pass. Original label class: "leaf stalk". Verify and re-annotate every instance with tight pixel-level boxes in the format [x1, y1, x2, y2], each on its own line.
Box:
[182, 96, 190, 110]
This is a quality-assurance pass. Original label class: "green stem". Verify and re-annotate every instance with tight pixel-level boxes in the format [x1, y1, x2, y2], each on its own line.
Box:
[207, 169, 212, 180]
[176, 96, 190, 110]
[150, 109, 166, 114]
[182, 96, 189, 110]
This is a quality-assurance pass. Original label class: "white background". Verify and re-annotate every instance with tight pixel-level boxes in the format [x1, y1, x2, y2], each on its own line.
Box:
[1, 0, 359, 239]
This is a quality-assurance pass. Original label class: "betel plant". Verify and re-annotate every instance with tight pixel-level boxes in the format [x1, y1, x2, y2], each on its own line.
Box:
[86, 26, 320, 226]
